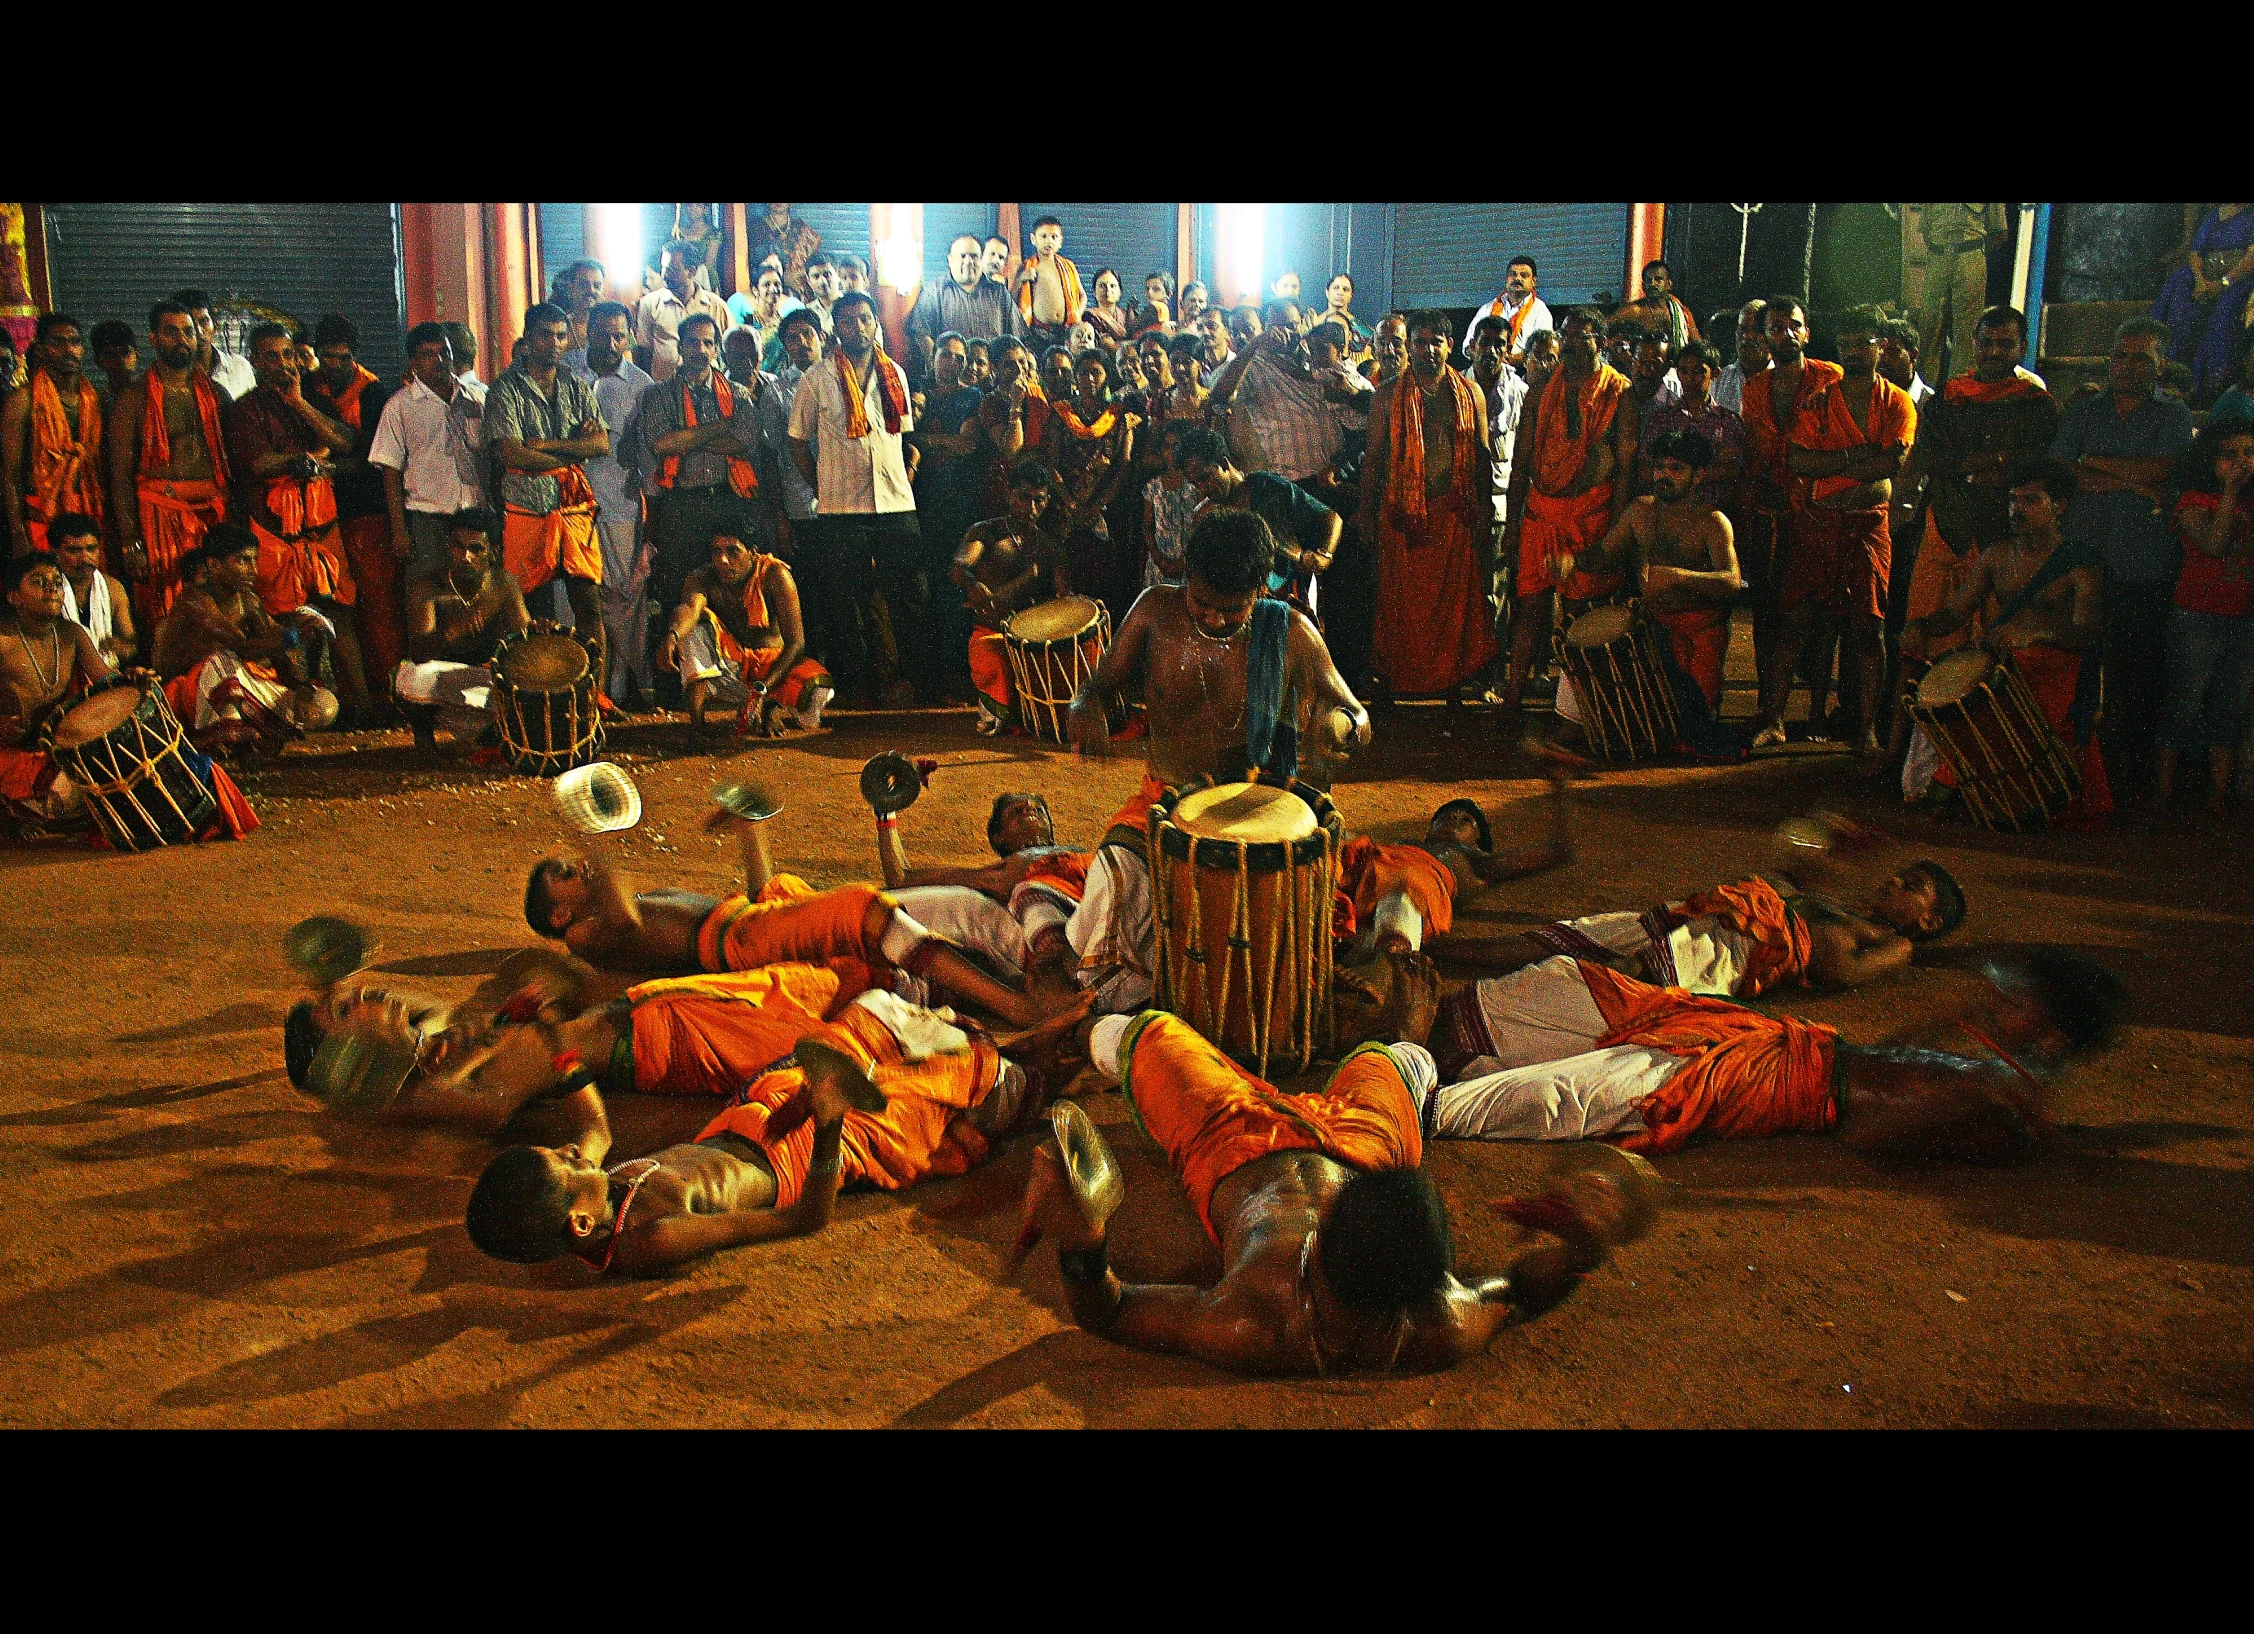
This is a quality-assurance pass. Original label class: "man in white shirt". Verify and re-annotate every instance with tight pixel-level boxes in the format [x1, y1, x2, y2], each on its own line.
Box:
[635, 240, 734, 384]
[570, 300, 657, 706]
[1463, 257, 1553, 366]
[787, 291, 928, 708]
[1711, 301, 1769, 415]
[370, 320, 489, 582]
[170, 286, 257, 400]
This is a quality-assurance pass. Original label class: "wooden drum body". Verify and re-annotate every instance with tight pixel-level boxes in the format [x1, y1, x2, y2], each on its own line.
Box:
[1560, 603, 1678, 761]
[492, 629, 603, 777]
[1909, 648, 2078, 831]
[1151, 777, 1340, 1077]
[43, 682, 216, 851]
[1003, 595, 1109, 742]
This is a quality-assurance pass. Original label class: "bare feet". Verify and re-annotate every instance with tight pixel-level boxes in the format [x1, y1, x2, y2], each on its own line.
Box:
[797, 1039, 889, 1121]
[1750, 720, 1788, 750]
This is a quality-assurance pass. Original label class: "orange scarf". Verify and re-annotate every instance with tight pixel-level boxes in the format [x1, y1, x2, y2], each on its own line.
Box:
[140, 368, 232, 489]
[324, 363, 379, 429]
[1383, 365, 1478, 530]
[1050, 399, 1118, 440]
[264, 474, 339, 538]
[28, 371, 103, 527]
[1016, 253, 1086, 325]
[1941, 372, 2042, 405]
[1531, 363, 1629, 492]
[659, 371, 760, 497]
[835, 348, 907, 439]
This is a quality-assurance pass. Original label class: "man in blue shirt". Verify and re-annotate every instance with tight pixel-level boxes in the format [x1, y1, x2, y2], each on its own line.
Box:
[2049, 316, 2194, 798]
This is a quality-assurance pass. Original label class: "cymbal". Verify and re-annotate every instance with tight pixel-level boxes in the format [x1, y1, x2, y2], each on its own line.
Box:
[710, 780, 781, 822]
[554, 761, 642, 833]
[1051, 1101, 1125, 1232]
[304, 1031, 417, 1113]
[859, 751, 923, 816]
[1544, 1143, 1665, 1248]
[284, 916, 370, 985]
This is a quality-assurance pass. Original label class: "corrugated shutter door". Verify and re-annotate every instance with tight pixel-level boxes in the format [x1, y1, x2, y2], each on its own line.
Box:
[1392, 203, 1629, 309]
[922, 203, 997, 285]
[795, 203, 872, 268]
[1019, 203, 1176, 292]
[538, 202, 586, 293]
[44, 201, 406, 379]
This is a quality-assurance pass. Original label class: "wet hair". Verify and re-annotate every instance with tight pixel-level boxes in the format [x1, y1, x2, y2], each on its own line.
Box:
[45, 511, 101, 547]
[524, 859, 568, 937]
[246, 321, 292, 353]
[312, 312, 359, 351]
[588, 300, 632, 332]
[523, 301, 569, 333]
[1172, 425, 1230, 470]
[149, 298, 196, 333]
[2179, 413, 2254, 494]
[1184, 508, 1275, 596]
[284, 1000, 323, 1092]
[1005, 452, 1054, 492]
[832, 290, 878, 324]
[1676, 339, 1722, 372]
[451, 506, 498, 539]
[1471, 314, 1508, 343]
[1899, 861, 1967, 942]
[986, 792, 1052, 856]
[1320, 1166, 1454, 1313]
[1975, 304, 2028, 340]
[1998, 947, 2126, 1054]
[1650, 429, 1714, 471]
[405, 320, 450, 356]
[188, 521, 260, 581]
[1431, 797, 1492, 852]
[465, 1146, 578, 1264]
[34, 311, 81, 344]
[1835, 305, 1887, 344]
[2005, 456, 2078, 507]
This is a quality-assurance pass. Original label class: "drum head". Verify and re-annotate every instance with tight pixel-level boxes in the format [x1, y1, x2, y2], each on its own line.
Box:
[1917, 648, 1995, 707]
[498, 632, 590, 689]
[1006, 595, 1101, 644]
[1173, 782, 1319, 844]
[1565, 605, 1636, 648]
[52, 686, 144, 747]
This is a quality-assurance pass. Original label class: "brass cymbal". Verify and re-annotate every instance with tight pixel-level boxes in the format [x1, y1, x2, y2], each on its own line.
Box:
[555, 761, 643, 833]
[859, 751, 923, 816]
[284, 916, 371, 985]
[1051, 1101, 1125, 1232]
[1544, 1143, 1665, 1248]
[710, 780, 781, 822]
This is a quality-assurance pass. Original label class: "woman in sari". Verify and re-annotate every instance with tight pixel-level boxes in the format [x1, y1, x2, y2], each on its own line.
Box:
[1085, 269, 1133, 350]
[1316, 273, 1372, 363]
[2151, 204, 2254, 403]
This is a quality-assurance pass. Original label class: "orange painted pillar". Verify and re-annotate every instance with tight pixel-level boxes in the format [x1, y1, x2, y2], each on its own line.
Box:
[871, 202, 922, 360]
[1627, 203, 1666, 299]
[400, 203, 487, 351]
[484, 203, 537, 376]
[996, 201, 1023, 291]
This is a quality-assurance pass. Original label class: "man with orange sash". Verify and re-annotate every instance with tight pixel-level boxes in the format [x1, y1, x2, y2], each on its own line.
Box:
[107, 303, 234, 632]
[301, 315, 402, 686]
[659, 512, 832, 736]
[1011, 1008, 1650, 1375]
[954, 455, 1071, 732]
[1738, 296, 1843, 731]
[3, 313, 105, 558]
[1423, 944, 2120, 1172]
[1902, 459, 2111, 821]
[1752, 309, 1915, 753]
[223, 321, 371, 724]
[1361, 311, 1496, 714]
[1503, 309, 1630, 710]
[487, 303, 610, 700]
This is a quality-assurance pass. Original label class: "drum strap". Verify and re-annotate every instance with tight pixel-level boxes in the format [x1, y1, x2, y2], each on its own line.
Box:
[1245, 597, 1297, 778]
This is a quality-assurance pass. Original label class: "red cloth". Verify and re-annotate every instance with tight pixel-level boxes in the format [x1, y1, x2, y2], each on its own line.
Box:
[2173, 492, 2254, 617]
[1021, 849, 1090, 903]
[1738, 360, 1843, 503]
[1102, 765, 1168, 847]
[1781, 504, 1890, 618]
[132, 477, 229, 626]
[1375, 372, 1497, 693]
[0, 745, 57, 806]
[200, 763, 260, 840]
[1787, 375, 1916, 508]
[1653, 607, 1729, 708]
[969, 625, 1012, 711]
[338, 514, 401, 675]
[251, 512, 353, 614]
[1336, 837, 1457, 941]
[1521, 366, 1628, 600]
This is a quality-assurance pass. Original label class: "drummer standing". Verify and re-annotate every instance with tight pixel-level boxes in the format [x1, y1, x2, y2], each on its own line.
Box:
[397, 511, 530, 753]
[955, 455, 1071, 734]
[0, 553, 111, 828]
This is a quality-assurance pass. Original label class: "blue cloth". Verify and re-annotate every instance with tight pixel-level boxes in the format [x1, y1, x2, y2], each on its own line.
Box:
[2161, 606, 2254, 752]
[2149, 208, 2254, 400]
[1244, 595, 1297, 777]
[2048, 389, 2195, 584]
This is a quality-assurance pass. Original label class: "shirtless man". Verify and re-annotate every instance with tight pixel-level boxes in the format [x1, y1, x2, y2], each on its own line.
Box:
[1562, 429, 1742, 713]
[1338, 777, 1574, 963]
[956, 455, 1070, 733]
[0, 552, 112, 827]
[1013, 1009, 1650, 1375]
[659, 517, 830, 736]
[51, 512, 137, 666]
[151, 526, 332, 752]
[108, 301, 235, 629]
[2, 311, 106, 558]
[396, 512, 529, 753]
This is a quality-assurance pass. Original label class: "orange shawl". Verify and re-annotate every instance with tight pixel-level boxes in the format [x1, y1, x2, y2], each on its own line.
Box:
[1941, 372, 2042, 406]
[1337, 837, 1457, 940]
[1789, 374, 1917, 506]
[1666, 877, 1811, 996]
[28, 372, 103, 528]
[1050, 399, 1119, 440]
[139, 369, 232, 489]
[1016, 253, 1087, 325]
[835, 348, 908, 439]
[658, 371, 759, 496]
[1383, 366, 1481, 531]
[324, 363, 379, 429]
[1531, 363, 1629, 493]
[1739, 359, 1843, 491]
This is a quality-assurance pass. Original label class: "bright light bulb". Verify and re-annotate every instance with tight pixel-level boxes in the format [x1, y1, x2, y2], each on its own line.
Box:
[1218, 203, 1266, 308]
[877, 235, 923, 295]
[595, 203, 642, 297]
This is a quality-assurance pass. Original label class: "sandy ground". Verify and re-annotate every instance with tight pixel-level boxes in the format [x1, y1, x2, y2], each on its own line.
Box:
[4, 632, 2252, 1429]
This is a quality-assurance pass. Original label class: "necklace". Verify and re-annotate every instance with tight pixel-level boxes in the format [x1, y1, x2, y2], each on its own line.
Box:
[17, 625, 60, 693]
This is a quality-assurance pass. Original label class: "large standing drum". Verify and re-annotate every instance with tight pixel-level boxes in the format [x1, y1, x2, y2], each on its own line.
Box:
[1003, 595, 1109, 742]
[1151, 776, 1341, 1078]
[1909, 647, 2079, 831]
[1559, 603, 1679, 761]
[492, 629, 602, 777]
[41, 681, 217, 851]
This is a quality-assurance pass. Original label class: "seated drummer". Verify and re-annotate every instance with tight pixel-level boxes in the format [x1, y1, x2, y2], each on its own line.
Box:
[150, 525, 334, 755]
[0, 551, 113, 830]
[1338, 776, 1574, 963]
[658, 508, 832, 738]
[51, 512, 137, 668]
[523, 788, 1084, 1029]
[397, 509, 528, 754]
[1900, 457, 2106, 814]
[1012, 1009, 1649, 1376]
[954, 454, 1070, 736]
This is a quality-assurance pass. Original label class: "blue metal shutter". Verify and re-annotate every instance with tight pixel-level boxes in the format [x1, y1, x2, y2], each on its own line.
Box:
[922, 203, 998, 285]
[43, 201, 406, 379]
[1018, 202, 1176, 294]
[795, 203, 873, 268]
[1391, 203, 1630, 308]
[538, 202, 586, 293]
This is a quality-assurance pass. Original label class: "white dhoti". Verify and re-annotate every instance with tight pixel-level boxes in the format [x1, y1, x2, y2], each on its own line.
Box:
[596, 507, 652, 701]
[891, 885, 1029, 981]
[1067, 843, 1155, 1014]
[192, 650, 306, 733]
[675, 616, 751, 708]
[1429, 954, 1678, 1140]
[393, 659, 495, 743]
[1529, 908, 1752, 997]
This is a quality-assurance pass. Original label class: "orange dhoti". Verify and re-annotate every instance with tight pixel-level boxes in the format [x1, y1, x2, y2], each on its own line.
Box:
[619, 963, 868, 1097]
[1117, 1010, 1423, 1240]
[1376, 504, 1498, 694]
[1100, 765, 1169, 853]
[1782, 504, 1889, 619]
[695, 874, 895, 977]
[1902, 513, 1981, 656]
[969, 625, 1012, 715]
[339, 514, 402, 676]
[1519, 485, 1622, 601]
[1336, 837, 1456, 947]
[1660, 877, 1811, 996]
[134, 477, 229, 625]
[1653, 607, 1731, 709]
[253, 475, 352, 613]
[503, 501, 602, 594]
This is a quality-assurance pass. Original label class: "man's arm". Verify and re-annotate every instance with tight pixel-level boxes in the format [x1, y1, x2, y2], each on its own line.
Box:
[1357, 379, 1394, 531]
[1288, 605, 1370, 757]
[1902, 553, 1997, 655]
[1068, 588, 1155, 757]
[658, 575, 712, 672]
[1808, 918, 1916, 989]
[1475, 773, 1574, 883]
[108, 386, 147, 562]
[1999, 564, 2102, 653]
[1644, 512, 1742, 606]
[0, 389, 32, 553]
[1565, 497, 1642, 585]
[404, 580, 446, 662]
[787, 436, 819, 494]
[381, 466, 417, 562]
[610, 1122, 846, 1276]
[101, 576, 137, 663]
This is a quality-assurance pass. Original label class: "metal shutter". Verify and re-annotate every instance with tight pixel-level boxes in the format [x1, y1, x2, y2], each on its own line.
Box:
[1019, 202, 1176, 293]
[538, 201, 586, 291]
[922, 202, 997, 284]
[1391, 203, 1629, 309]
[44, 201, 406, 379]
[795, 203, 872, 267]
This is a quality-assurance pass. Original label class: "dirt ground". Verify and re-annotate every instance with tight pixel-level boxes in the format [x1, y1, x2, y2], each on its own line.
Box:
[5, 633, 2252, 1429]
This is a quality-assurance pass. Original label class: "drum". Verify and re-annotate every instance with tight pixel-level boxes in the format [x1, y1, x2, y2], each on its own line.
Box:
[1151, 776, 1341, 1077]
[491, 629, 602, 777]
[1909, 648, 2079, 831]
[41, 682, 217, 852]
[1002, 595, 1109, 742]
[1558, 603, 1678, 761]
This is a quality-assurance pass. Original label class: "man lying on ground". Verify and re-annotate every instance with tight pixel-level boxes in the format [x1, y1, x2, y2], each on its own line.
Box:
[1337, 777, 1573, 963]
